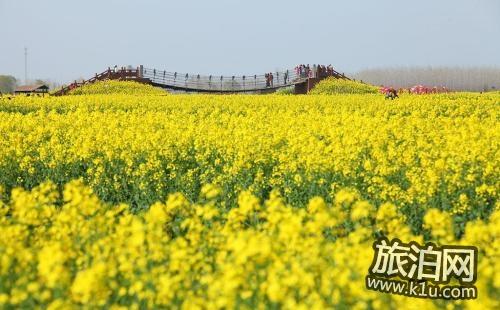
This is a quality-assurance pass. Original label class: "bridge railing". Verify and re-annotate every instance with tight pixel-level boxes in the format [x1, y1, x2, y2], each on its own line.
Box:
[54, 67, 142, 95]
[142, 68, 304, 92]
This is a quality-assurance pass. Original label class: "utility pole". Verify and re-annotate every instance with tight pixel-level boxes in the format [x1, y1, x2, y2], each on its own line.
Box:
[24, 47, 28, 85]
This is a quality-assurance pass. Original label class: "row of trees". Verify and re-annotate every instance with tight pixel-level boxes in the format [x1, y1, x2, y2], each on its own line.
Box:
[353, 66, 500, 91]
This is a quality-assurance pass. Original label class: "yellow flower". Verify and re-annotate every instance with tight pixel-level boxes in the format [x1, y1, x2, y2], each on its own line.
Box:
[201, 184, 221, 200]
[38, 243, 69, 288]
[0, 294, 8, 305]
[335, 189, 358, 206]
[71, 263, 109, 305]
[423, 208, 455, 243]
[350, 201, 374, 221]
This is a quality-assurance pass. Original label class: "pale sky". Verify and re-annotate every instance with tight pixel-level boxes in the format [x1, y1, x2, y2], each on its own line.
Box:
[1, 0, 499, 83]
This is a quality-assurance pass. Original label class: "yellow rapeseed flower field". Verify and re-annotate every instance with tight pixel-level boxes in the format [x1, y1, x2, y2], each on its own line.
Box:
[0, 91, 498, 308]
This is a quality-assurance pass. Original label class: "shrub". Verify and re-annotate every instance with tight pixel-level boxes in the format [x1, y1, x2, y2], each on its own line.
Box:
[275, 86, 295, 95]
[310, 78, 379, 94]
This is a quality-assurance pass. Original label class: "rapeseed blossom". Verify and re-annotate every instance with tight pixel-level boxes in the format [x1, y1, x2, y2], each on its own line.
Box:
[0, 181, 497, 308]
[0, 92, 498, 308]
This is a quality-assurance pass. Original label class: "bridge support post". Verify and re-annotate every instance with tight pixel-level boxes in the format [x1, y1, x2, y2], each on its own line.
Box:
[294, 78, 321, 94]
[294, 82, 308, 94]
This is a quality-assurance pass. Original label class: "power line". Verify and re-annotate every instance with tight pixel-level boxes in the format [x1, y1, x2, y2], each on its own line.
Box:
[24, 47, 28, 85]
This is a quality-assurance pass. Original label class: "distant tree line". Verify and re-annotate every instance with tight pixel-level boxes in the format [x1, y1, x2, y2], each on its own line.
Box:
[353, 66, 500, 91]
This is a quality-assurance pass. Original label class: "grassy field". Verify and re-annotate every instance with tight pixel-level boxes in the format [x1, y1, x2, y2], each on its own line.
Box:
[0, 89, 498, 308]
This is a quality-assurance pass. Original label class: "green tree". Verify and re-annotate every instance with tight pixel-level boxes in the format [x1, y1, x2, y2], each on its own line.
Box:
[0, 75, 17, 94]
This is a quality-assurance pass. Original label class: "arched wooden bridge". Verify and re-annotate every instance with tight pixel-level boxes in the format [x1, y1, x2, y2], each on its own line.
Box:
[54, 65, 350, 96]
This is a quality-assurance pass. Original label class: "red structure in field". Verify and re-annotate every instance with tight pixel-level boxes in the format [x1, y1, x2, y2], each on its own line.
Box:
[379, 85, 449, 95]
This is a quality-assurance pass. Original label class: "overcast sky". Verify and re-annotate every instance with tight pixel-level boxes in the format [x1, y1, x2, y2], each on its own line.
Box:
[1, 0, 499, 83]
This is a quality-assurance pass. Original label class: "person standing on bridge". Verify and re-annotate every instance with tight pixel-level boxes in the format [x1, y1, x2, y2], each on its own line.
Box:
[284, 70, 289, 84]
[265, 73, 270, 87]
[269, 73, 274, 87]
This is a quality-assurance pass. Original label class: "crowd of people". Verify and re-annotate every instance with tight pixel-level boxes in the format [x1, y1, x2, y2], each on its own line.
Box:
[295, 64, 337, 79]
[380, 85, 450, 96]
[263, 64, 339, 88]
[265, 72, 274, 87]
